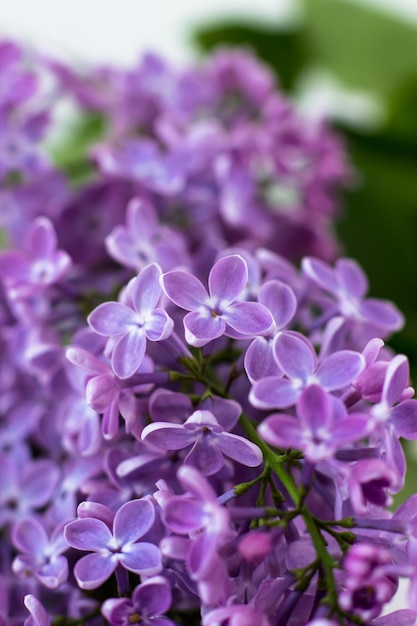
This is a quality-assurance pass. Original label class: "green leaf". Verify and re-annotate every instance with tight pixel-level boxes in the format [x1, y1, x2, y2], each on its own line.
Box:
[302, 0, 417, 97]
[193, 21, 309, 91]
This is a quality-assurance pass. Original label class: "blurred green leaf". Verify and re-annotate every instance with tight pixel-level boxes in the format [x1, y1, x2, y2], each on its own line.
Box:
[49, 112, 107, 184]
[194, 21, 309, 91]
[303, 0, 417, 97]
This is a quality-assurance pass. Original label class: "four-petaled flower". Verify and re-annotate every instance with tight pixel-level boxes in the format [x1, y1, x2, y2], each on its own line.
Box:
[88, 263, 173, 379]
[161, 254, 274, 347]
[64, 498, 162, 590]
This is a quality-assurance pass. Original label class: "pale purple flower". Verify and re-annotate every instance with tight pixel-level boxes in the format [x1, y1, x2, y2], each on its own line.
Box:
[142, 408, 262, 475]
[105, 196, 189, 272]
[0, 216, 71, 292]
[88, 263, 173, 379]
[161, 254, 274, 347]
[258, 385, 370, 462]
[302, 256, 404, 339]
[348, 459, 397, 515]
[250, 331, 365, 409]
[101, 576, 175, 626]
[12, 517, 68, 589]
[64, 498, 162, 590]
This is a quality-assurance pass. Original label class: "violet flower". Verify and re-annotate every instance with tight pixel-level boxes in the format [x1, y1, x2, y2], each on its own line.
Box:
[258, 385, 370, 462]
[142, 408, 262, 476]
[88, 263, 173, 379]
[101, 576, 175, 626]
[64, 498, 162, 589]
[161, 254, 274, 347]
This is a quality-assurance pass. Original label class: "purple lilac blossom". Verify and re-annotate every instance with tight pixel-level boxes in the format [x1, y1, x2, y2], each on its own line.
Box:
[161, 254, 274, 346]
[0, 38, 415, 626]
[64, 498, 162, 589]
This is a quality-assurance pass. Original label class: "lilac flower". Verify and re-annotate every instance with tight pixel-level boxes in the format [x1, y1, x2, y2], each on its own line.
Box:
[302, 257, 404, 339]
[101, 576, 175, 626]
[0, 216, 71, 293]
[250, 331, 365, 409]
[348, 459, 397, 515]
[142, 408, 262, 475]
[258, 385, 370, 462]
[65, 498, 161, 590]
[12, 517, 68, 589]
[161, 254, 274, 347]
[88, 263, 173, 378]
[105, 196, 189, 272]
[202, 605, 270, 626]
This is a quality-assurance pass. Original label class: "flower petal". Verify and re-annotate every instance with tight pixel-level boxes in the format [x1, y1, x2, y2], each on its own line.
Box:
[113, 499, 155, 545]
[64, 518, 112, 551]
[316, 350, 365, 391]
[224, 302, 273, 336]
[111, 330, 146, 379]
[134, 576, 172, 615]
[161, 270, 208, 311]
[88, 302, 136, 336]
[184, 311, 225, 347]
[120, 542, 162, 575]
[273, 332, 316, 382]
[132, 263, 162, 314]
[250, 377, 299, 409]
[258, 415, 302, 450]
[259, 280, 297, 328]
[73, 552, 116, 590]
[145, 308, 173, 341]
[208, 255, 247, 303]
[142, 422, 195, 450]
[12, 517, 48, 557]
[216, 432, 262, 467]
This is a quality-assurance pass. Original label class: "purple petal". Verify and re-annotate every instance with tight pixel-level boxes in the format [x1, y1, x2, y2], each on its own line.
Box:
[27, 217, 57, 259]
[132, 263, 162, 315]
[336, 258, 368, 298]
[382, 355, 409, 407]
[22, 460, 60, 508]
[161, 270, 208, 311]
[149, 389, 192, 423]
[12, 517, 48, 556]
[86, 375, 119, 412]
[111, 330, 146, 379]
[164, 497, 206, 534]
[316, 350, 365, 391]
[188, 532, 217, 579]
[64, 518, 112, 551]
[185, 440, 225, 475]
[258, 415, 302, 449]
[224, 302, 273, 336]
[330, 415, 370, 445]
[128, 197, 158, 241]
[273, 332, 316, 382]
[259, 280, 297, 328]
[208, 255, 247, 303]
[65, 346, 109, 375]
[184, 311, 225, 347]
[244, 337, 281, 383]
[134, 576, 172, 615]
[73, 552, 116, 590]
[302, 257, 338, 294]
[297, 385, 332, 431]
[120, 542, 162, 575]
[391, 400, 417, 439]
[250, 376, 299, 409]
[145, 309, 173, 341]
[216, 432, 262, 467]
[359, 299, 404, 331]
[88, 302, 136, 336]
[176, 465, 217, 502]
[23, 594, 51, 626]
[38, 555, 68, 589]
[141, 422, 195, 450]
[113, 499, 155, 545]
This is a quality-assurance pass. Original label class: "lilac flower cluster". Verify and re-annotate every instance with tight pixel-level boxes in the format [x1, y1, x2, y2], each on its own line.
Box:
[1, 36, 416, 626]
